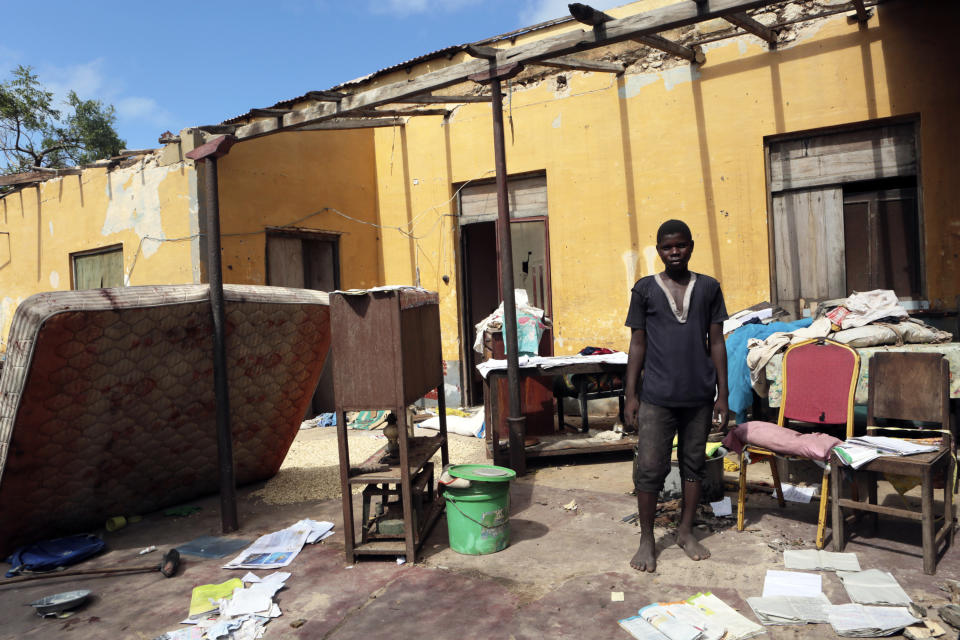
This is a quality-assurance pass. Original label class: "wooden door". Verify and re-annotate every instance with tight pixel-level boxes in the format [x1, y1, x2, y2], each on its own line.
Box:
[266, 232, 340, 413]
[772, 187, 845, 318]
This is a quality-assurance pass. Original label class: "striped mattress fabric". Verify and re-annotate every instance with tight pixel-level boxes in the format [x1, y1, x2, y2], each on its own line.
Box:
[0, 285, 330, 555]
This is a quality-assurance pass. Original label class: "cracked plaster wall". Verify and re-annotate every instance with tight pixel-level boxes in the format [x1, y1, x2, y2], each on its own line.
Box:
[0, 156, 197, 351]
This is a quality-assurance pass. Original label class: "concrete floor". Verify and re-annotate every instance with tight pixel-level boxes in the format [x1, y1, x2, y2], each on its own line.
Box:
[0, 445, 957, 640]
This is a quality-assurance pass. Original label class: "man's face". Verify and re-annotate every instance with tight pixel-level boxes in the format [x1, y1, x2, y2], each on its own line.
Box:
[656, 232, 693, 270]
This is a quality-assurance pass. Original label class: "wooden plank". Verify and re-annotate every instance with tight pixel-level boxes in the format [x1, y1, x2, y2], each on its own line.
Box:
[392, 94, 494, 104]
[197, 124, 239, 135]
[724, 12, 778, 44]
[634, 34, 705, 63]
[0, 170, 77, 187]
[851, 0, 870, 22]
[770, 125, 917, 192]
[306, 90, 346, 102]
[538, 55, 625, 74]
[836, 498, 924, 520]
[250, 108, 292, 117]
[233, 0, 782, 140]
[460, 175, 548, 219]
[296, 117, 405, 130]
[352, 108, 450, 118]
[772, 187, 844, 313]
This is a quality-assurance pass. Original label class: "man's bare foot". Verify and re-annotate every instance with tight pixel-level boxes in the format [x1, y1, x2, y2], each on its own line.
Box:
[630, 535, 656, 572]
[676, 531, 710, 561]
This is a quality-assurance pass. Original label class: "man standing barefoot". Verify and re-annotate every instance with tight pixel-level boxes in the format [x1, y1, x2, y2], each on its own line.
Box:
[623, 219, 729, 573]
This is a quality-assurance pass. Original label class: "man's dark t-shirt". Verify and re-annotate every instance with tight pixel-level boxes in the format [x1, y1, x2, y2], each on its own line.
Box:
[624, 273, 728, 407]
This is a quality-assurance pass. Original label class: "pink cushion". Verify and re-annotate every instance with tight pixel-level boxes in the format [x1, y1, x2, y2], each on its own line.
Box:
[722, 421, 843, 461]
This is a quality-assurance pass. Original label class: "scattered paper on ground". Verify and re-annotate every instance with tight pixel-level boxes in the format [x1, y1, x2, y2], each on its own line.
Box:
[839, 569, 912, 606]
[747, 594, 832, 625]
[762, 569, 822, 598]
[784, 549, 861, 572]
[777, 482, 816, 503]
[710, 496, 732, 517]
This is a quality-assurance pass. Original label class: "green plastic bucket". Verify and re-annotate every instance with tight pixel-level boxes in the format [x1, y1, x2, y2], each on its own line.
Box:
[443, 464, 516, 555]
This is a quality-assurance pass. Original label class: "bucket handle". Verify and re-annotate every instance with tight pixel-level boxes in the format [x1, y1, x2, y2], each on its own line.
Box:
[446, 497, 504, 530]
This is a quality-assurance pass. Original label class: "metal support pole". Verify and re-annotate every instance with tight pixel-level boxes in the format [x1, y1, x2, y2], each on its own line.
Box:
[489, 77, 526, 476]
[186, 135, 239, 532]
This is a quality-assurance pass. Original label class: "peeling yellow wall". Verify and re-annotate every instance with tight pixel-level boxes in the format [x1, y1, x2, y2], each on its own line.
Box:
[371, 1, 960, 360]
[216, 129, 380, 289]
[0, 157, 197, 350]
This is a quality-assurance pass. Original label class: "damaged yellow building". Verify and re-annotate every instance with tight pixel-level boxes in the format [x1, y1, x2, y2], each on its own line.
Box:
[1, 0, 957, 406]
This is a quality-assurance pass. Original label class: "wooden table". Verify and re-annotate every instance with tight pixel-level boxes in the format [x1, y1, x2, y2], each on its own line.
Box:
[481, 357, 633, 470]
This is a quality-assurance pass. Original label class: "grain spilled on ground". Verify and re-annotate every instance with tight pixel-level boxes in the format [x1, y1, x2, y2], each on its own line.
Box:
[252, 426, 487, 505]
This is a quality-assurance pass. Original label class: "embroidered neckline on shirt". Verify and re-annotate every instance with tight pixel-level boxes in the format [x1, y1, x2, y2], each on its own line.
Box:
[655, 272, 696, 323]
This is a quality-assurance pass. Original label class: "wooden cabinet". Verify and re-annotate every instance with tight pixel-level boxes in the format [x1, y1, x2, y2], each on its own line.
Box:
[331, 288, 448, 563]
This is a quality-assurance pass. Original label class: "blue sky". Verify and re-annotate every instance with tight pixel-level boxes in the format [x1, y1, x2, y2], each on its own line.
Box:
[2, 0, 619, 151]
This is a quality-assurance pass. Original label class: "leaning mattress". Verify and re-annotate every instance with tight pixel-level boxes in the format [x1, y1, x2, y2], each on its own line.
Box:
[0, 285, 330, 555]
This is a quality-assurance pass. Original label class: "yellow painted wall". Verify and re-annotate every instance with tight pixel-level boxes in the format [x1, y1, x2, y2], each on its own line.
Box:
[370, 0, 960, 360]
[0, 158, 198, 350]
[216, 129, 380, 289]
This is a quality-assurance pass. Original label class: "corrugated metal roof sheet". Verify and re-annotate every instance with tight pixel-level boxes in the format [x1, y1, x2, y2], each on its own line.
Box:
[218, 14, 573, 126]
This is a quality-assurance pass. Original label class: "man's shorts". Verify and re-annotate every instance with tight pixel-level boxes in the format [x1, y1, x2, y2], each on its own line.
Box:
[632, 401, 712, 494]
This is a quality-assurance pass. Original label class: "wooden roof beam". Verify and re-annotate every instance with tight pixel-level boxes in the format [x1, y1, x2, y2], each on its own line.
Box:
[0, 168, 82, 187]
[198, 124, 239, 135]
[296, 117, 405, 131]
[538, 55, 625, 74]
[306, 90, 347, 102]
[569, 3, 703, 63]
[634, 34, 705, 63]
[352, 108, 451, 118]
[850, 0, 871, 22]
[723, 12, 778, 45]
[391, 94, 494, 104]
[232, 0, 786, 140]
[250, 108, 293, 117]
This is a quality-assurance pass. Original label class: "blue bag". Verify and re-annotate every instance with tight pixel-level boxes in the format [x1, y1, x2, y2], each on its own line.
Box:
[5, 534, 105, 576]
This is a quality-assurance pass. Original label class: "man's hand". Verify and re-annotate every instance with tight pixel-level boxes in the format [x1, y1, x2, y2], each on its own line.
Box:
[712, 397, 729, 433]
[625, 395, 640, 430]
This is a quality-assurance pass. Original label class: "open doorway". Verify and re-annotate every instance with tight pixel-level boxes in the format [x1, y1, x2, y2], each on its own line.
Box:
[458, 215, 553, 405]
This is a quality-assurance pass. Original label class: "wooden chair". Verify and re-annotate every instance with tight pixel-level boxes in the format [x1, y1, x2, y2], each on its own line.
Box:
[830, 352, 955, 574]
[737, 338, 859, 549]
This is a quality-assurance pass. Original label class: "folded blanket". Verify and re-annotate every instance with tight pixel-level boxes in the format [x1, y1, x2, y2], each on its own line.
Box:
[722, 421, 843, 461]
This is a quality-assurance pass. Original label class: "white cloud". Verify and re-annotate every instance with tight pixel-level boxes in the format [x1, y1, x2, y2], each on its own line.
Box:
[115, 96, 175, 128]
[42, 59, 109, 105]
[371, 0, 480, 17]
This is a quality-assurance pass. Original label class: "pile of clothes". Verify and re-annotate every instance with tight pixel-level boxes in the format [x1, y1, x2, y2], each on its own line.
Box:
[727, 290, 952, 422]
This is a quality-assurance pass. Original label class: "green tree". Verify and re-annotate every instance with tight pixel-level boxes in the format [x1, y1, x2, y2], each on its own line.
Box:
[0, 65, 125, 174]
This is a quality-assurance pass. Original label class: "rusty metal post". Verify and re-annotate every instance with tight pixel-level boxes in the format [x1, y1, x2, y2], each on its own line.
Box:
[186, 135, 239, 532]
[489, 76, 526, 476]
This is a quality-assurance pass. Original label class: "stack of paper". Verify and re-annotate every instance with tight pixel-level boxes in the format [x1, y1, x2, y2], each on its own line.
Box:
[784, 549, 861, 572]
[747, 594, 832, 625]
[827, 603, 919, 637]
[835, 436, 939, 468]
[686, 592, 764, 640]
[636, 602, 725, 640]
[838, 569, 912, 606]
[618, 616, 670, 640]
[848, 436, 939, 456]
[832, 443, 880, 469]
